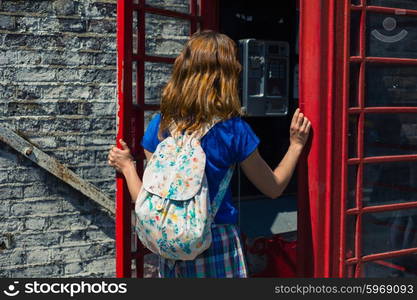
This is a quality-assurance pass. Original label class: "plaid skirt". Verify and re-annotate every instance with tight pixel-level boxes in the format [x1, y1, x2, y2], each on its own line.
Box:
[158, 223, 248, 278]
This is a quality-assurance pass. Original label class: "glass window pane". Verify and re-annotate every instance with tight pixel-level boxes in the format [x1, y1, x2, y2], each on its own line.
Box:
[350, 11, 361, 56]
[368, 0, 417, 10]
[144, 111, 161, 167]
[346, 214, 357, 258]
[144, 253, 159, 277]
[363, 254, 417, 278]
[366, 65, 417, 107]
[132, 61, 137, 105]
[362, 208, 417, 255]
[345, 264, 356, 278]
[347, 165, 358, 209]
[145, 13, 190, 58]
[145, 62, 172, 104]
[364, 114, 417, 157]
[349, 115, 358, 158]
[351, 0, 362, 5]
[146, 0, 190, 14]
[350, 63, 360, 107]
[131, 210, 137, 251]
[144, 110, 160, 130]
[133, 10, 138, 55]
[363, 160, 417, 207]
[367, 13, 417, 59]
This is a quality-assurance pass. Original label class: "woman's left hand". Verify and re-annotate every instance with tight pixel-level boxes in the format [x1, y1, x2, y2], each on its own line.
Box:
[108, 139, 134, 173]
[289, 108, 311, 150]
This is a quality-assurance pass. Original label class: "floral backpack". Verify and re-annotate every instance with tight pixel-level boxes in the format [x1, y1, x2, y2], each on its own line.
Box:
[134, 120, 234, 260]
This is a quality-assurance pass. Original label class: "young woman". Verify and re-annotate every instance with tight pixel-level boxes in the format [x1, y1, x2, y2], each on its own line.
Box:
[108, 30, 311, 278]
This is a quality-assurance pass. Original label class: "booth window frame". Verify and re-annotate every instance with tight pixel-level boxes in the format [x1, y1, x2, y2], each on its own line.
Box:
[340, 0, 417, 278]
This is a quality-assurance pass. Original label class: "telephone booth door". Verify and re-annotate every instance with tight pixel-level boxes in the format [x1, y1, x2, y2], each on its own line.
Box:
[116, 0, 217, 278]
[298, 0, 417, 277]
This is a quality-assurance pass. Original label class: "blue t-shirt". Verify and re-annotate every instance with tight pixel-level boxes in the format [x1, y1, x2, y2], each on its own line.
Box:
[141, 113, 260, 224]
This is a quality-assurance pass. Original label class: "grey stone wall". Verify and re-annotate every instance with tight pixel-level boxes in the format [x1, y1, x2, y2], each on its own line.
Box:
[0, 0, 117, 278]
[0, 0, 191, 278]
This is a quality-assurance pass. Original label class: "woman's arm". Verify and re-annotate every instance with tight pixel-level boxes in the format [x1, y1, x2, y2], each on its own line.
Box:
[121, 149, 153, 203]
[108, 139, 147, 203]
[122, 150, 152, 203]
[240, 108, 311, 199]
[240, 146, 302, 198]
[121, 161, 142, 203]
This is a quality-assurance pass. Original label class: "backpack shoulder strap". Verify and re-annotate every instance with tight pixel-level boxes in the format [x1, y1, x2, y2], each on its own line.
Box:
[185, 117, 222, 141]
[203, 117, 221, 136]
[209, 164, 235, 221]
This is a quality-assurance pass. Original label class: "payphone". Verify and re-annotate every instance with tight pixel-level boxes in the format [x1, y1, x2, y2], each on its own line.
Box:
[239, 39, 290, 116]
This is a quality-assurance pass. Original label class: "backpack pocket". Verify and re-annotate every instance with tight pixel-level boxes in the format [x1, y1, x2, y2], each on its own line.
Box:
[134, 189, 213, 260]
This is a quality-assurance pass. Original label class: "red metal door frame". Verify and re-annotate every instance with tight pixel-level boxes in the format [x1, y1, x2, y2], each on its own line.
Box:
[116, 0, 133, 278]
[116, 0, 218, 278]
[299, 0, 417, 278]
[297, 0, 338, 278]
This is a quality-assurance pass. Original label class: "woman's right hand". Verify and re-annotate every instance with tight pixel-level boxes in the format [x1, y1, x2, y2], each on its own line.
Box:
[289, 108, 311, 150]
[108, 139, 134, 174]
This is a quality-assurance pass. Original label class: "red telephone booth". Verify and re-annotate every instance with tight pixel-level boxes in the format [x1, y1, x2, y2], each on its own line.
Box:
[116, 0, 417, 278]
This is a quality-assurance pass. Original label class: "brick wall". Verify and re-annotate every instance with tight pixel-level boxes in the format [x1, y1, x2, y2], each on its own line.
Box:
[0, 0, 119, 278]
[0, 0, 191, 278]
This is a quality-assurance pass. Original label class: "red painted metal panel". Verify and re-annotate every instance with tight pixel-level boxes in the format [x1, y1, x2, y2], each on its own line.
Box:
[200, 0, 219, 30]
[349, 107, 417, 113]
[116, 0, 133, 278]
[297, 0, 310, 278]
[354, 0, 367, 278]
[132, 3, 201, 20]
[352, 154, 417, 164]
[346, 200, 417, 214]
[346, 246, 417, 263]
[132, 55, 176, 64]
[298, 0, 337, 278]
[366, 6, 417, 15]
[354, 57, 417, 64]
[334, 0, 350, 278]
[190, 0, 198, 32]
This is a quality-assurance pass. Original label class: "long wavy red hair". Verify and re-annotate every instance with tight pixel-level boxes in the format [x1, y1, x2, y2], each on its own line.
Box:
[159, 30, 242, 139]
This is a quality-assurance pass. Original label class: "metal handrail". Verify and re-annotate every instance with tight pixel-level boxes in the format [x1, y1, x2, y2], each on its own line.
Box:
[0, 125, 115, 216]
